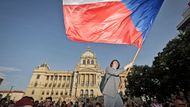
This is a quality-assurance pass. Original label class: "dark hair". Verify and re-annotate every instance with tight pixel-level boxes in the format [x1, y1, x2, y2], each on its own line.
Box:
[95, 102, 102, 107]
[110, 59, 120, 69]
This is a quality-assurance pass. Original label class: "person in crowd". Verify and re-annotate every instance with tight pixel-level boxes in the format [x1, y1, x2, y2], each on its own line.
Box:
[61, 101, 66, 107]
[95, 102, 102, 107]
[102, 59, 132, 107]
[151, 96, 163, 107]
[174, 96, 187, 107]
[67, 101, 73, 107]
[78, 101, 84, 107]
[7, 100, 15, 107]
[0, 98, 7, 107]
[44, 97, 53, 107]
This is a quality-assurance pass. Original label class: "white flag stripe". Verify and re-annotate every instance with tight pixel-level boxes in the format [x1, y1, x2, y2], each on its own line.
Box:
[63, 0, 121, 5]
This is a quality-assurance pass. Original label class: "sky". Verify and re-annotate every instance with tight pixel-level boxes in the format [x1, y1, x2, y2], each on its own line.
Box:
[0, 0, 188, 91]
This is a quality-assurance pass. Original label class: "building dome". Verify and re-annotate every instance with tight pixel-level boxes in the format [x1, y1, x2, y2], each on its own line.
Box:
[81, 47, 96, 58]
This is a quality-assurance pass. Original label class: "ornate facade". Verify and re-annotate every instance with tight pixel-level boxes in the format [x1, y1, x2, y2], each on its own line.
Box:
[25, 48, 128, 102]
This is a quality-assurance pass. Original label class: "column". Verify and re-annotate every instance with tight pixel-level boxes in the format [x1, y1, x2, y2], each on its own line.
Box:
[78, 74, 80, 84]
[94, 74, 96, 85]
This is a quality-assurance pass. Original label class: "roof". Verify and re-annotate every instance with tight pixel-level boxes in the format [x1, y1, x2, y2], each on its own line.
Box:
[0, 90, 25, 93]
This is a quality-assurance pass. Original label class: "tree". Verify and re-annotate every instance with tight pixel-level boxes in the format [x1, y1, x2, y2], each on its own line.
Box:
[152, 31, 190, 99]
[126, 31, 190, 101]
[127, 65, 159, 97]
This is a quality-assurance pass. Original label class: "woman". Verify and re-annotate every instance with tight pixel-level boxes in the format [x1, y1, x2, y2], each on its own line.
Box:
[103, 59, 132, 107]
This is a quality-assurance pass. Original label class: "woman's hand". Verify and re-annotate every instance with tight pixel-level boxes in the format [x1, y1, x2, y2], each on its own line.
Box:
[124, 62, 133, 70]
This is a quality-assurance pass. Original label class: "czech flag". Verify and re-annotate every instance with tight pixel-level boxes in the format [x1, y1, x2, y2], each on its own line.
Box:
[63, 0, 164, 48]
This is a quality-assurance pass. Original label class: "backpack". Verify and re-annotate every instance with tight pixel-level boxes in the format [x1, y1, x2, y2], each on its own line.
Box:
[99, 73, 111, 93]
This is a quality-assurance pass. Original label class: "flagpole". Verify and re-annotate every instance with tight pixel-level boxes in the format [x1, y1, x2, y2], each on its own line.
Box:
[119, 48, 141, 90]
[127, 48, 141, 72]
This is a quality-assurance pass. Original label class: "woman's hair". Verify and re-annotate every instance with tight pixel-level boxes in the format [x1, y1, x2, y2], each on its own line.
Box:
[110, 59, 120, 69]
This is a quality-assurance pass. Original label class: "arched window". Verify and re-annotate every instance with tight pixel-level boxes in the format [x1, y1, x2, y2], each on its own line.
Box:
[85, 89, 88, 96]
[65, 92, 68, 95]
[80, 89, 84, 96]
[90, 90, 94, 97]
[46, 76, 49, 80]
[51, 76, 53, 80]
[31, 90, 35, 95]
[47, 91, 49, 95]
[83, 60, 86, 64]
[87, 59, 90, 64]
[59, 76, 62, 80]
[60, 91, 63, 95]
[91, 60, 94, 64]
[56, 91, 59, 95]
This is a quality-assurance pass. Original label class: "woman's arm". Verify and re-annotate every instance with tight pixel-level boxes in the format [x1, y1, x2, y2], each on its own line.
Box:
[106, 63, 133, 75]
[117, 63, 133, 74]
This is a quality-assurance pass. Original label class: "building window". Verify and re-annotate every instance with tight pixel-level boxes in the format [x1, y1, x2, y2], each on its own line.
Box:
[62, 83, 65, 88]
[51, 91, 54, 95]
[36, 75, 40, 79]
[80, 90, 84, 96]
[53, 83, 56, 87]
[86, 81, 89, 86]
[60, 92, 63, 95]
[42, 91, 44, 95]
[85, 89, 88, 96]
[46, 76, 49, 80]
[58, 83, 61, 88]
[56, 92, 58, 95]
[51, 76, 53, 80]
[47, 91, 49, 95]
[45, 83, 47, 87]
[32, 90, 35, 95]
[87, 59, 90, 64]
[34, 82, 38, 87]
[91, 60, 94, 64]
[49, 83, 52, 88]
[90, 90, 94, 97]
[55, 75, 58, 80]
[63, 76, 66, 80]
[67, 76, 70, 81]
[65, 92, 68, 95]
[81, 81, 84, 86]
[83, 60, 86, 64]
[59, 76, 62, 80]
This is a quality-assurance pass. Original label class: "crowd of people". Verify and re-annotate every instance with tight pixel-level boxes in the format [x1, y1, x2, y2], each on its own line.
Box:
[0, 94, 188, 107]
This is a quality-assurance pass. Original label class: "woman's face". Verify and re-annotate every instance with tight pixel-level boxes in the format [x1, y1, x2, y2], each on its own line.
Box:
[112, 61, 119, 69]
